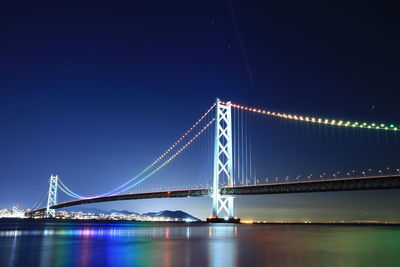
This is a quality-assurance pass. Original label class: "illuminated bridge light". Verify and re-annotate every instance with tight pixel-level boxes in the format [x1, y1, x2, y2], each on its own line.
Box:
[230, 102, 399, 132]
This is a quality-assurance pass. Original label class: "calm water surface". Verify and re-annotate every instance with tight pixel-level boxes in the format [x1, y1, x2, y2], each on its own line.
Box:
[1, 219, 399, 267]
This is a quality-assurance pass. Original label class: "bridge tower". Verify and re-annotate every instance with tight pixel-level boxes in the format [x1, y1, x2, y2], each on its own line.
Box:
[209, 98, 238, 222]
[46, 174, 58, 217]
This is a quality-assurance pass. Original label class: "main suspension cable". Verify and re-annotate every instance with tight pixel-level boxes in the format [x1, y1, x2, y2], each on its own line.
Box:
[100, 103, 216, 196]
[30, 190, 47, 210]
[58, 178, 84, 199]
[229, 102, 400, 131]
[109, 118, 215, 195]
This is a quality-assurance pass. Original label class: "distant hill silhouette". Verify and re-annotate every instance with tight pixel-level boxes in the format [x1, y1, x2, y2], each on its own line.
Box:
[142, 210, 199, 221]
[61, 207, 199, 221]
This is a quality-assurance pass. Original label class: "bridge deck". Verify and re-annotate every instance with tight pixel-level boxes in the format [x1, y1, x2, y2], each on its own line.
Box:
[31, 175, 400, 214]
[32, 188, 212, 214]
[221, 175, 400, 195]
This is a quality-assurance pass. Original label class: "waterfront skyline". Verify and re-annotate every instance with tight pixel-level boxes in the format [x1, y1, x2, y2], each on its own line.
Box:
[1, 1, 400, 221]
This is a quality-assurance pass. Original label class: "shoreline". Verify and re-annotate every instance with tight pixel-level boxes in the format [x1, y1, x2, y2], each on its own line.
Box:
[0, 217, 399, 226]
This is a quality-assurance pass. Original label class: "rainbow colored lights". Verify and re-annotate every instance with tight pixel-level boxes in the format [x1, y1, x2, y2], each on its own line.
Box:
[54, 103, 216, 200]
[108, 118, 216, 195]
[228, 102, 399, 131]
[99, 103, 216, 197]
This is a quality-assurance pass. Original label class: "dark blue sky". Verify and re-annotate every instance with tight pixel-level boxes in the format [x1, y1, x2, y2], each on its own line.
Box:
[1, 1, 400, 220]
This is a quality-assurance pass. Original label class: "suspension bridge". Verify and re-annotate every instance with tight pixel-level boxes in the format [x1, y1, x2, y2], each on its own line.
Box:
[29, 98, 400, 222]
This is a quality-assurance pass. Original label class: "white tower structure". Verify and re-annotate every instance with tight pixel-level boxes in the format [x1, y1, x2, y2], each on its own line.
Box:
[46, 174, 58, 217]
[212, 98, 235, 219]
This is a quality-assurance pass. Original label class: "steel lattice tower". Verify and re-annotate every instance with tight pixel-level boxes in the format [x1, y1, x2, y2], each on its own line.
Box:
[212, 98, 234, 218]
[46, 174, 58, 217]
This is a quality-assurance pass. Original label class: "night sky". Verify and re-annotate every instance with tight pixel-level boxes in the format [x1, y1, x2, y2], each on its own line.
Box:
[1, 1, 400, 221]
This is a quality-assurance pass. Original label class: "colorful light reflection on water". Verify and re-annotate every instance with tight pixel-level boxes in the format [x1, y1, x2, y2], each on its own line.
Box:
[1, 219, 400, 266]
